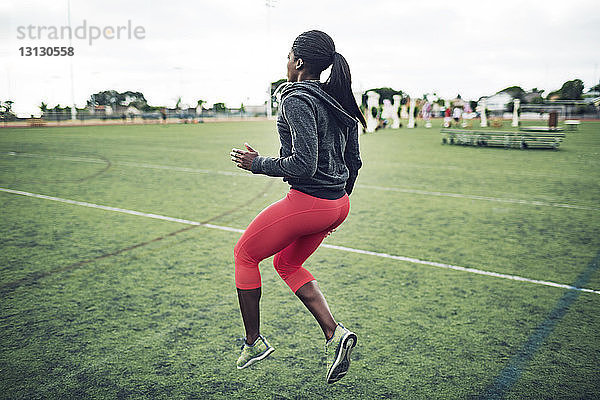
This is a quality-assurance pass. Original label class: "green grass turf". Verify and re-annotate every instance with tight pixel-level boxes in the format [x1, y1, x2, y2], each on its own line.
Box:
[0, 119, 599, 399]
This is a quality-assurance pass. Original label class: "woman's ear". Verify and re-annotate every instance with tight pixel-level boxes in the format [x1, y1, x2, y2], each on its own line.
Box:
[295, 58, 304, 70]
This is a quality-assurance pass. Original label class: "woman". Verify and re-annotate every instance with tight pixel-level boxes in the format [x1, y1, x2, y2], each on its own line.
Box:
[229, 30, 366, 384]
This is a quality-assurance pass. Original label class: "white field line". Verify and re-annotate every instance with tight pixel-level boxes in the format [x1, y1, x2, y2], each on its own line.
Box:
[4, 151, 247, 177]
[4, 151, 598, 211]
[1, 187, 598, 295]
[357, 184, 600, 212]
[320, 244, 599, 294]
[369, 161, 582, 180]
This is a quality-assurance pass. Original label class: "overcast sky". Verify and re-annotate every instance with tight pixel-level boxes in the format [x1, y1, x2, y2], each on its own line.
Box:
[1, 0, 599, 116]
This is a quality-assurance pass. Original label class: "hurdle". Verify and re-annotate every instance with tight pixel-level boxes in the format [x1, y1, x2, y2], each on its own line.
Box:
[440, 128, 565, 150]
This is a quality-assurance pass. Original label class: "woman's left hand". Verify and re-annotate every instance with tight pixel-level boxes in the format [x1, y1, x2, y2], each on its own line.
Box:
[230, 143, 259, 171]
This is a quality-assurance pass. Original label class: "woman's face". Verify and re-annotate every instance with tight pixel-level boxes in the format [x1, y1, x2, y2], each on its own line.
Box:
[287, 50, 300, 82]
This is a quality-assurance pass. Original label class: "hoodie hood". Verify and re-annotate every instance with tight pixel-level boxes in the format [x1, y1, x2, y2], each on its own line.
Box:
[274, 80, 358, 128]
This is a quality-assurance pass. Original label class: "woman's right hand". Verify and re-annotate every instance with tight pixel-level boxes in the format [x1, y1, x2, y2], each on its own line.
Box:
[231, 143, 259, 171]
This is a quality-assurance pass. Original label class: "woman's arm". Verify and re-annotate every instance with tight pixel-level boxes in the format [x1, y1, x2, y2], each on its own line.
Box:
[344, 122, 362, 195]
[250, 96, 318, 178]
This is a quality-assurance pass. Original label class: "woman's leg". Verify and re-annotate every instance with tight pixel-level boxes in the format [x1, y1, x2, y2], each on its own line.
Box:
[237, 287, 261, 345]
[295, 280, 337, 340]
[233, 190, 342, 342]
[273, 199, 350, 340]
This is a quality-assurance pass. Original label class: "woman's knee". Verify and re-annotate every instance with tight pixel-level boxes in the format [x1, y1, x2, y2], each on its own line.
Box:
[273, 257, 315, 292]
[273, 253, 294, 279]
[234, 241, 262, 289]
[272, 253, 284, 275]
[233, 238, 243, 259]
[234, 238, 256, 267]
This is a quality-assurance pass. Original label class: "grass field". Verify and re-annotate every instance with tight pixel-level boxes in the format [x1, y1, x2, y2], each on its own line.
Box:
[1, 119, 599, 399]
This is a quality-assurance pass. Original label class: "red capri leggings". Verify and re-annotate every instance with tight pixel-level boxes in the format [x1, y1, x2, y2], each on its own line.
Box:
[234, 189, 350, 292]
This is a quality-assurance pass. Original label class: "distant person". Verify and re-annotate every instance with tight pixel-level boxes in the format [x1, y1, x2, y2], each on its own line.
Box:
[462, 104, 473, 127]
[444, 107, 451, 127]
[230, 30, 363, 384]
[452, 107, 462, 126]
[422, 102, 432, 127]
[376, 117, 387, 131]
[161, 108, 167, 124]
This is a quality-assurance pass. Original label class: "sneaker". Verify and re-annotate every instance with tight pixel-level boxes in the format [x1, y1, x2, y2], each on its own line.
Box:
[236, 334, 275, 369]
[325, 323, 357, 383]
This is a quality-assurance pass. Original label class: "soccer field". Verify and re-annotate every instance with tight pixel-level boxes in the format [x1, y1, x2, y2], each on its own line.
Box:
[1, 120, 599, 399]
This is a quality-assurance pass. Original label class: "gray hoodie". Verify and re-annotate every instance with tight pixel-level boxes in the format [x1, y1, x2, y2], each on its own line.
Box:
[250, 80, 362, 199]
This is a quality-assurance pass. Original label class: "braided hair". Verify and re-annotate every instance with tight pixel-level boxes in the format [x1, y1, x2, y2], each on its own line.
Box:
[291, 30, 366, 129]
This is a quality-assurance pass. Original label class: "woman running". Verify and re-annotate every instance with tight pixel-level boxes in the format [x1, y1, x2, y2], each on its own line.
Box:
[229, 30, 366, 384]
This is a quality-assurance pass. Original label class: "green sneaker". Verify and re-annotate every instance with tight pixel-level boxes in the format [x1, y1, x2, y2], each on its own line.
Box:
[325, 323, 357, 384]
[236, 335, 275, 369]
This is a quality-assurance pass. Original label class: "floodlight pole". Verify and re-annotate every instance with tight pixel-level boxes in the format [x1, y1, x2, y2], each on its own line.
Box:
[67, 0, 76, 120]
[265, 0, 277, 120]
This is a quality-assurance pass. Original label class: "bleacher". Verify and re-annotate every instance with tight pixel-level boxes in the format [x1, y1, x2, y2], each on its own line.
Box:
[440, 128, 565, 149]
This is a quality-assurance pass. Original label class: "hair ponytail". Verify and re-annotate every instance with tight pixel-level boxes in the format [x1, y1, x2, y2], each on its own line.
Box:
[291, 30, 366, 129]
[324, 52, 366, 129]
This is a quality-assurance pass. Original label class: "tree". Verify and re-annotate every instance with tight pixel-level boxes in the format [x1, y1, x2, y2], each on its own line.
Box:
[546, 89, 561, 100]
[213, 102, 227, 113]
[590, 83, 600, 92]
[497, 86, 525, 101]
[560, 79, 584, 99]
[87, 90, 150, 111]
[575, 104, 597, 115]
[271, 78, 287, 96]
[531, 96, 545, 104]
[548, 79, 584, 100]
[0, 100, 17, 121]
[523, 88, 544, 103]
[268, 79, 288, 114]
[43, 104, 72, 121]
[4, 100, 14, 112]
[87, 90, 118, 107]
[121, 91, 149, 110]
[364, 87, 404, 105]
